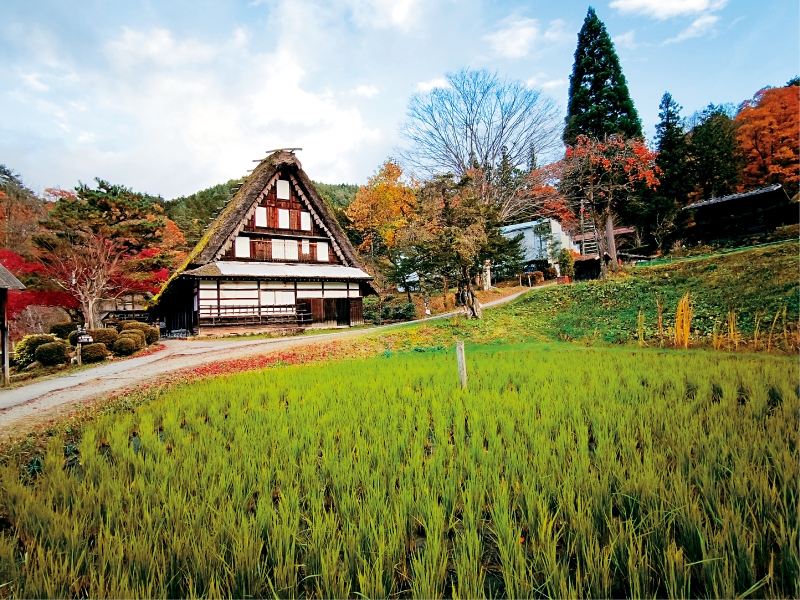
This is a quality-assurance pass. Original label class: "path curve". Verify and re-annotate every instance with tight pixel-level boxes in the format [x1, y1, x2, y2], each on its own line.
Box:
[0, 289, 538, 437]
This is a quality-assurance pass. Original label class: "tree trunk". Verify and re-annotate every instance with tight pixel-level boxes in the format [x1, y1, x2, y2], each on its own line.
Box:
[442, 275, 448, 309]
[482, 260, 491, 291]
[404, 278, 412, 303]
[605, 213, 617, 265]
[461, 266, 483, 319]
[597, 212, 610, 279]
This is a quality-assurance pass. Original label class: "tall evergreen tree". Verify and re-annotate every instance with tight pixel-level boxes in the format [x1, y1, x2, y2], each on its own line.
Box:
[625, 93, 692, 250]
[564, 7, 642, 145]
[688, 105, 743, 200]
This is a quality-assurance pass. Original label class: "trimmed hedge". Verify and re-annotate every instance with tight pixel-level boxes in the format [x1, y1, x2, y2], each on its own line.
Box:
[50, 322, 78, 340]
[34, 342, 69, 366]
[121, 322, 159, 345]
[80, 343, 108, 363]
[118, 330, 145, 350]
[14, 334, 57, 367]
[88, 328, 119, 349]
[112, 337, 138, 356]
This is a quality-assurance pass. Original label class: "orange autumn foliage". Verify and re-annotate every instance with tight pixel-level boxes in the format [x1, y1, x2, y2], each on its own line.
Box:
[346, 160, 417, 252]
[735, 85, 800, 196]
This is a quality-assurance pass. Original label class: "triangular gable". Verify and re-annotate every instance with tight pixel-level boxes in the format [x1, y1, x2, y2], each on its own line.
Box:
[152, 151, 365, 306]
[184, 151, 362, 269]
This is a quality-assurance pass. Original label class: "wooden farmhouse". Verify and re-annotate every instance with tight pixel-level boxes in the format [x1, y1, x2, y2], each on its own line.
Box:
[153, 150, 373, 336]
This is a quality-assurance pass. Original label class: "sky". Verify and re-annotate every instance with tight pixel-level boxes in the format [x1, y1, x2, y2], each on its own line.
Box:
[1, 0, 797, 199]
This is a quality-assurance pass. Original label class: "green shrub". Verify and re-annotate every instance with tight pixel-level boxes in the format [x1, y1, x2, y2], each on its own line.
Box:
[87, 328, 119, 349]
[80, 343, 108, 363]
[122, 322, 159, 345]
[393, 303, 417, 321]
[118, 330, 145, 350]
[68, 331, 78, 346]
[557, 248, 575, 279]
[34, 342, 69, 366]
[363, 297, 380, 324]
[14, 334, 57, 367]
[50, 322, 78, 340]
[112, 337, 138, 356]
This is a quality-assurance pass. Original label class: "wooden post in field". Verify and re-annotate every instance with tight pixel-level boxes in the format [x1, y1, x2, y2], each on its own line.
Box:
[456, 341, 467, 389]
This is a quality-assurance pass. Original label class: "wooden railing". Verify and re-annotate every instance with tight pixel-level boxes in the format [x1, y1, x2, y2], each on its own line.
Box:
[198, 304, 311, 327]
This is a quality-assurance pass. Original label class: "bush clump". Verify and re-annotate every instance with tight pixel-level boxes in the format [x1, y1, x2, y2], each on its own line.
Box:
[50, 322, 78, 340]
[121, 321, 159, 345]
[118, 330, 145, 350]
[34, 342, 69, 366]
[80, 343, 108, 363]
[112, 337, 138, 356]
[557, 248, 575, 279]
[14, 334, 57, 368]
[88, 328, 119, 349]
[393, 303, 417, 321]
[363, 297, 380, 324]
[531, 271, 545, 284]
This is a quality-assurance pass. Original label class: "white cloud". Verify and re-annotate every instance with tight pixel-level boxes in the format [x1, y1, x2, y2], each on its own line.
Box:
[484, 16, 568, 58]
[415, 78, 449, 92]
[541, 79, 566, 90]
[2, 26, 380, 196]
[351, 84, 379, 97]
[664, 14, 719, 43]
[342, 0, 422, 30]
[20, 72, 49, 91]
[614, 30, 636, 49]
[610, 0, 727, 19]
[527, 75, 566, 91]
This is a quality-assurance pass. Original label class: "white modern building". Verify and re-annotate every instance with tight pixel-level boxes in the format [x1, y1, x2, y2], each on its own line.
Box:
[500, 219, 579, 273]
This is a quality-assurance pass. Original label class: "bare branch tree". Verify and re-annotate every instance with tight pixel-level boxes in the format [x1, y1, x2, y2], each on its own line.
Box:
[398, 69, 563, 179]
[42, 233, 124, 329]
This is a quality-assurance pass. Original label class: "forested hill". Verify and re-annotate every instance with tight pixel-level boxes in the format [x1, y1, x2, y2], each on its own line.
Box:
[164, 180, 359, 248]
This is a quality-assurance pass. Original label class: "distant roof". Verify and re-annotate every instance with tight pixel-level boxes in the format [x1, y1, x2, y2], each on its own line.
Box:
[184, 261, 373, 281]
[683, 184, 787, 210]
[500, 219, 550, 233]
[0, 264, 24, 290]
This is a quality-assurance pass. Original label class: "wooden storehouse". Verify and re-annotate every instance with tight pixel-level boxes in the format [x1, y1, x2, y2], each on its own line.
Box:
[153, 150, 373, 336]
[682, 184, 797, 243]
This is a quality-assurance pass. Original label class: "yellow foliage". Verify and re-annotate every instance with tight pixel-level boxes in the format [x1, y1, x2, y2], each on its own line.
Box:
[346, 160, 416, 251]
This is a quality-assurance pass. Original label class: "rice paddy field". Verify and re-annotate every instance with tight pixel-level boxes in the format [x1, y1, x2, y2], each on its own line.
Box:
[0, 342, 797, 598]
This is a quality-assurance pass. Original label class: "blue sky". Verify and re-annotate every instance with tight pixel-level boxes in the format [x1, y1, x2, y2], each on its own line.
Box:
[1, 0, 797, 199]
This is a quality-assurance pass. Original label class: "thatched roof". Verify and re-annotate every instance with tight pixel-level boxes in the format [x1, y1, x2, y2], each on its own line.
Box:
[154, 151, 366, 303]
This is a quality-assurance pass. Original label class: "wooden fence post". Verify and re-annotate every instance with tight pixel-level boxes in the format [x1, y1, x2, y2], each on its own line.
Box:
[456, 341, 467, 389]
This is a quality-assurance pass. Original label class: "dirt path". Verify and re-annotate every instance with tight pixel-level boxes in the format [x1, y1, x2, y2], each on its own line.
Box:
[0, 288, 539, 437]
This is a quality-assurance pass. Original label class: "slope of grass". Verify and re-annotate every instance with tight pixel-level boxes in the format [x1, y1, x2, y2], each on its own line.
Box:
[448, 241, 798, 346]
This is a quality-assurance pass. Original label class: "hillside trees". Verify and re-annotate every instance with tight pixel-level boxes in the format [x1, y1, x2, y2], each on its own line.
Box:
[35, 180, 184, 327]
[735, 85, 800, 197]
[0, 165, 47, 255]
[564, 7, 642, 145]
[166, 181, 237, 247]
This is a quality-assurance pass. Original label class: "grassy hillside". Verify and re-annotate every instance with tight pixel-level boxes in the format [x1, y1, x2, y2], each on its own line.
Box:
[438, 241, 799, 347]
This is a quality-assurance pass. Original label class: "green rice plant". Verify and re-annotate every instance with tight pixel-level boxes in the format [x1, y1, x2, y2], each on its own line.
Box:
[0, 342, 797, 598]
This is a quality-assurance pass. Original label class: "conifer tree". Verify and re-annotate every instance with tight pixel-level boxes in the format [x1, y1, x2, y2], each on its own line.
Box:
[564, 7, 642, 145]
[625, 93, 691, 250]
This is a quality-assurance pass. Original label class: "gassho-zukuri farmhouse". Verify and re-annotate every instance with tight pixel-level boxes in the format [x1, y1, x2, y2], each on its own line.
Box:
[153, 150, 375, 336]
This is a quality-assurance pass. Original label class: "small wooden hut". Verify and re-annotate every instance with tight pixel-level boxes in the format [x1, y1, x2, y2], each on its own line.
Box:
[682, 184, 797, 243]
[0, 264, 25, 385]
[153, 150, 374, 336]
